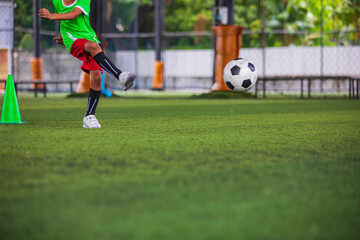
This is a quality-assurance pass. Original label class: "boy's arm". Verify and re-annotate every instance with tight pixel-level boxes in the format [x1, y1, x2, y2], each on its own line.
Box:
[54, 34, 64, 45]
[39, 8, 82, 20]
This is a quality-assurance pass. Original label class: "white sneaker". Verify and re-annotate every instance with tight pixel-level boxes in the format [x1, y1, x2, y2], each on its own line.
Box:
[83, 115, 101, 128]
[119, 72, 136, 91]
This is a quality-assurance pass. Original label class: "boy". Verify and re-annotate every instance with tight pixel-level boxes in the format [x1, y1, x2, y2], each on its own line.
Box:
[39, 0, 136, 128]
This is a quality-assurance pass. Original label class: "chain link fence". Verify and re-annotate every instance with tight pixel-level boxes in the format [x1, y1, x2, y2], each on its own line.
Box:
[3, 0, 360, 94]
[0, 0, 14, 90]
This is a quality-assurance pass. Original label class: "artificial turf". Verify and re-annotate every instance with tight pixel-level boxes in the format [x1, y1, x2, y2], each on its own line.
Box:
[0, 95, 359, 240]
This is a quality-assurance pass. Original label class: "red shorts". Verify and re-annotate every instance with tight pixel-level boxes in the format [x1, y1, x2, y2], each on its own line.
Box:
[70, 39, 102, 74]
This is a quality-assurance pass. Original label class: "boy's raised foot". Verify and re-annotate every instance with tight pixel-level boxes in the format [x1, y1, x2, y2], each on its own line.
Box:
[119, 72, 136, 91]
[83, 115, 101, 129]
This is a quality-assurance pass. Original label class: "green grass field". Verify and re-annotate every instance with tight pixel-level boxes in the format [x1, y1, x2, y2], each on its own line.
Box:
[0, 95, 359, 240]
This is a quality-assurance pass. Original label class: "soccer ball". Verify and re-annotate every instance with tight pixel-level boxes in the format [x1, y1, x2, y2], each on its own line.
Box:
[223, 58, 258, 92]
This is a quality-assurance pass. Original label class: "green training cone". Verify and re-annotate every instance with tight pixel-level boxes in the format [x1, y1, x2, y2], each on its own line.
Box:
[0, 75, 26, 124]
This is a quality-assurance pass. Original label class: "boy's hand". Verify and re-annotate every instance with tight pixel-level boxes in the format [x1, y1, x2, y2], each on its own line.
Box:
[39, 8, 53, 20]
[54, 35, 64, 45]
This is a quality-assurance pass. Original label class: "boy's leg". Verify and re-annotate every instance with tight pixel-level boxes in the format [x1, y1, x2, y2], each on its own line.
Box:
[83, 41, 136, 91]
[84, 41, 121, 79]
[86, 70, 101, 116]
[89, 69, 102, 91]
[83, 70, 102, 129]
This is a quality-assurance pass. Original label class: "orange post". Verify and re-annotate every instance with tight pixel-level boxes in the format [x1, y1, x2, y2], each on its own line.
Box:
[212, 25, 244, 91]
[0, 49, 8, 90]
[152, 61, 164, 90]
[30, 58, 44, 89]
[76, 71, 91, 93]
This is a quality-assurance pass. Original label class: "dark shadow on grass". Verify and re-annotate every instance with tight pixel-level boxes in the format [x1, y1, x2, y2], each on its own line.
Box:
[67, 93, 124, 98]
[68, 91, 255, 100]
[67, 91, 350, 100]
[191, 91, 254, 99]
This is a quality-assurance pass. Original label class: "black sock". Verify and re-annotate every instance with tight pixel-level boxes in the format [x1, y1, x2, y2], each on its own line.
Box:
[93, 52, 122, 79]
[86, 88, 101, 116]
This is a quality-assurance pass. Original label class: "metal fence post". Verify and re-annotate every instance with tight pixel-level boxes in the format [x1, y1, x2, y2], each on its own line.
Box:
[43, 83, 47, 98]
[34, 82, 38, 98]
[11, 0, 15, 76]
[155, 0, 163, 62]
[352, 78, 355, 99]
[262, 79, 266, 98]
[261, 0, 266, 79]
[33, 0, 41, 59]
[349, 78, 352, 99]
[320, 0, 324, 93]
[133, 0, 139, 89]
[254, 80, 258, 98]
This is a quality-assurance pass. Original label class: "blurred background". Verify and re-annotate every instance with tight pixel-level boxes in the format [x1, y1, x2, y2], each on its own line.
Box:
[0, 0, 359, 93]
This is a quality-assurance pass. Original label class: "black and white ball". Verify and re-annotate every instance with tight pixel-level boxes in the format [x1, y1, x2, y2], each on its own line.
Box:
[223, 58, 258, 92]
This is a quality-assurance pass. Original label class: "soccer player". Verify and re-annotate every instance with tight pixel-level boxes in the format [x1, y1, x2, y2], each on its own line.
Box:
[39, 0, 136, 128]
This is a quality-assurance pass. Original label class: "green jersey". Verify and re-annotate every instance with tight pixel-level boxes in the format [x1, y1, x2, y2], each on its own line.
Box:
[53, 0, 100, 52]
